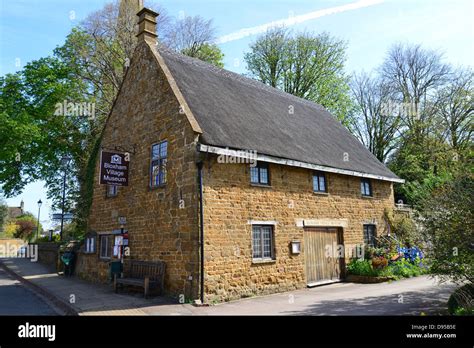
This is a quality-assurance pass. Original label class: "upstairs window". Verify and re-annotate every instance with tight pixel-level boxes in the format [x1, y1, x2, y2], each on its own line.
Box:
[250, 162, 270, 185]
[361, 178, 372, 197]
[363, 224, 376, 247]
[150, 141, 168, 187]
[313, 171, 327, 193]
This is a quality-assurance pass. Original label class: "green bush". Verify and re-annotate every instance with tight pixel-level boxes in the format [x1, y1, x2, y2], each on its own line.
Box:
[346, 259, 379, 277]
[448, 284, 473, 315]
[347, 257, 426, 279]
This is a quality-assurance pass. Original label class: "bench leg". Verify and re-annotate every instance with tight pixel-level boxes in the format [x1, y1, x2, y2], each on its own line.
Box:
[144, 277, 150, 299]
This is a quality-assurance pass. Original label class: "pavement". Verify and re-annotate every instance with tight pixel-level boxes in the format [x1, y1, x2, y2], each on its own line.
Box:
[0, 257, 456, 316]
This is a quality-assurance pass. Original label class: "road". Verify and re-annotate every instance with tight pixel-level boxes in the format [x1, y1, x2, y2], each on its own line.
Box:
[0, 267, 57, 315]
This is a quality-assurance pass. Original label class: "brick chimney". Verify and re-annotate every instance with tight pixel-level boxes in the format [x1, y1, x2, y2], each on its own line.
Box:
[136, 8, 159, 44]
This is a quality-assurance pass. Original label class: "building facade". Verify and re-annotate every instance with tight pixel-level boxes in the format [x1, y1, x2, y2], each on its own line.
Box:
[76, 8, 403, 303]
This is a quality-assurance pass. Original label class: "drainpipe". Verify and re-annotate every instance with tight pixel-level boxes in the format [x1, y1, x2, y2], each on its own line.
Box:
[197, 161, 205, 304]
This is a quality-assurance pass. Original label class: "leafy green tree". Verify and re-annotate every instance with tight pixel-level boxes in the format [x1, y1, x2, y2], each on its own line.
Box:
[418, 172, 473, 284]
[245, 28, 353, 123]
[0, 192, 8, 233]
[182, 43, 224, 68]
[11, 213, 42, 241]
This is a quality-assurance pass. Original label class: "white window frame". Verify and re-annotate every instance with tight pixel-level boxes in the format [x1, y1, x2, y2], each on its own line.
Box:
[85, 236, 96, 253]
[252, 225, 275, 261]
[99, 235, 111, 259]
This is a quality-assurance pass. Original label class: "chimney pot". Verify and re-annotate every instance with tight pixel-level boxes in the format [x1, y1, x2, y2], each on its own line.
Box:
[136, 7, 159, 44]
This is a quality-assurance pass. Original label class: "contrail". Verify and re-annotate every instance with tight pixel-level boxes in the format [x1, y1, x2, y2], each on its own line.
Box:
[216, 0, 384, 44]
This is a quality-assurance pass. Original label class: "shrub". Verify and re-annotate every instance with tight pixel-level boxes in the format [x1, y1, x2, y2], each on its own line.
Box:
[448, 284, 473, 315]
[346, 259, 379, 277]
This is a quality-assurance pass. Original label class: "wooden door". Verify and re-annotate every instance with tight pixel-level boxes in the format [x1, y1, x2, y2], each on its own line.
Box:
[304, 227, 343, 286]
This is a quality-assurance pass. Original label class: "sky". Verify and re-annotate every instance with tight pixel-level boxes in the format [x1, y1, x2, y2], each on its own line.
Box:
[1, 0, 473, 228]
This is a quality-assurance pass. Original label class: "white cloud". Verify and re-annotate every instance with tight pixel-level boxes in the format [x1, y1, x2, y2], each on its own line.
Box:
[216, 0, 384, 44]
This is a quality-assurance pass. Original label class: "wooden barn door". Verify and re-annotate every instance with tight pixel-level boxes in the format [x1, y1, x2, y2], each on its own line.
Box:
[304, 227, 343, 286]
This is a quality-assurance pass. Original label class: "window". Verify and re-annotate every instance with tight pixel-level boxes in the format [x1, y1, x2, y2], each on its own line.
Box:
[252, 225, 275, 260]
[313, 171, 327, 193]
[363, 224, 376, 247]
[150, 141, 167, 187]
[250, 162, 270, 185]
[85, 236, 96, 253]
[106, 185, 118, 197]
[361, 178, 372, 196]
[99, 235, 112, 259]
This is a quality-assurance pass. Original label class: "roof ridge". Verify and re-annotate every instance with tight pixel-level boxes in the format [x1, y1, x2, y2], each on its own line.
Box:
[155, 43, 327, 113]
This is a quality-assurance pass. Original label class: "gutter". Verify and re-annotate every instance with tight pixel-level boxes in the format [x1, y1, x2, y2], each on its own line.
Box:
[198, 144, 405, 184]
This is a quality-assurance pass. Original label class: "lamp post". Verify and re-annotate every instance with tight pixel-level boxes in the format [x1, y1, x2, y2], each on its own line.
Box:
[60, 155, 72, 241]
[36, 199, 42, 241]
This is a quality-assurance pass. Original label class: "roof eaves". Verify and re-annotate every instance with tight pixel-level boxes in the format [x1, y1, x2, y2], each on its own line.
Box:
[198, 144, 405, 184]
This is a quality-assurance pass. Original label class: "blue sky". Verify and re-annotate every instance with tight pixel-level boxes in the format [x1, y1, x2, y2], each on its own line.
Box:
[1, 0, 473, 228]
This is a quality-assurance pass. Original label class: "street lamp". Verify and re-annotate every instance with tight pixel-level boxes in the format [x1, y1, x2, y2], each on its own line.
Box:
[60, 155, 72, 241]
[36, 199, 42, 241]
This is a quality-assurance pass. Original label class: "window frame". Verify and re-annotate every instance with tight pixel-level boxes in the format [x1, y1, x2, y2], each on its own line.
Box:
[106, 184, 118, 198]
[250, 162, 270, 186]
[252, 225, 275, 261]
[313, 171, 328, 193]
[363, 224, 376, 247]
[85, 236, 96, 254]
[99, 235, 112, 260]
[150, 140, 168, 188]
[361, 178, 372, 197]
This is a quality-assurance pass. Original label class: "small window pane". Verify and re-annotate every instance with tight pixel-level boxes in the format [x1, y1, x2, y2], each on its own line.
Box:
[319, 175, 326, 192]
[159, 142, 167, 158]
[364, 225, 376, 247]
[252, 227, 262, 258]
[259, 167, 268, 184]
[250, 167, 259, 183]
[262, 226, 272, 258]
[361, 179, 372, 196]
[152, 144, 160, 160]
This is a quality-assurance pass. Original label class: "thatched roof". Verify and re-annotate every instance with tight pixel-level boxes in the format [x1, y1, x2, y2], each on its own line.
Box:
[153, 44, 401, 182]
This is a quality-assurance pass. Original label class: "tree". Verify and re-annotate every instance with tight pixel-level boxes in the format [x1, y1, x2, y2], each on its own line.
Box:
[418, 172, 473, 284]
[380, 43, 451, 140]
[4, 221, 19, 238]
[0, 194, 8, 233]
[11, 213, 42, 241]
[163, 14, 224, 67]
[436, 67, 474, 153]
[0, 0, 225, 236]
[244, 28, 353, 123]
[349, 72, 401, 162]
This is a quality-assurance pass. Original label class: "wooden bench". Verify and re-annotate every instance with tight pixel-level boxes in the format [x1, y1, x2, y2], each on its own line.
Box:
[114, 260, 165, 298]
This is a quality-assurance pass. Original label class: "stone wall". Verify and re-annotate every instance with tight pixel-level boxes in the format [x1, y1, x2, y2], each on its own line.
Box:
[201, 157, 395, 302]
[85, 41, 201, 300]
[37, 243, 60, 270]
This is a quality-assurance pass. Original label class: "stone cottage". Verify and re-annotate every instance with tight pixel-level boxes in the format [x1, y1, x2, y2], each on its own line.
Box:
[77, 8, 404, 303]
